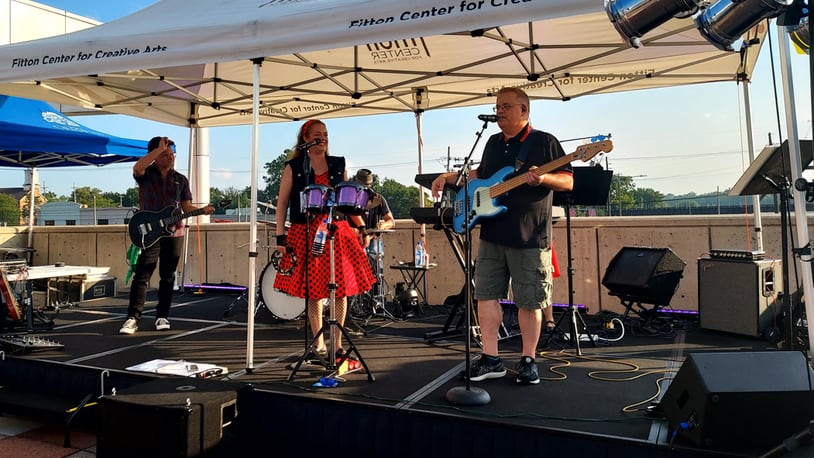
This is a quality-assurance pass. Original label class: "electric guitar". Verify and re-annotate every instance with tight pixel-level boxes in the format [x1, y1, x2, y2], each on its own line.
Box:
[128, 199, 230, 249]
[0, 270, 21, 321]
[452, 139, 613, 234]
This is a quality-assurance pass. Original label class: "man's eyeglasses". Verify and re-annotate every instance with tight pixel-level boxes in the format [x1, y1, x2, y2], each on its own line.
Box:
[492, 103, 522, 113]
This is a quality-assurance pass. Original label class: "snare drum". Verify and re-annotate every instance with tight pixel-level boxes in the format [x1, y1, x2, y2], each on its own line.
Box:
[335, 181, 373, 215]
[300, 184, 333, 214]
[259, 263, 304, 320]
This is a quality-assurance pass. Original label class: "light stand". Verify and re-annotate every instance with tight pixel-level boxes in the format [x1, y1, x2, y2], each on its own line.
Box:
[288, 219, 375, 382]
[543, 166, 612, 353]
[766, 176, 799, 351]
[446, 118, 491, 406]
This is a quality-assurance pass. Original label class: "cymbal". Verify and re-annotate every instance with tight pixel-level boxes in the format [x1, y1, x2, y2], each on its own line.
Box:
[367, 229, 396, 235]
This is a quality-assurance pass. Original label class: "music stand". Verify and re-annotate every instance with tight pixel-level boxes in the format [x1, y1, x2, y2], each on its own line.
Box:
[730, 140, 813, 196]
[543, 166, 612, 354]
[729, 140, 813, 351]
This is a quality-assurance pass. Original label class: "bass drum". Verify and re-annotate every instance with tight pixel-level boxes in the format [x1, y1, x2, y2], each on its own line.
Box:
[259, 263, 304, 320]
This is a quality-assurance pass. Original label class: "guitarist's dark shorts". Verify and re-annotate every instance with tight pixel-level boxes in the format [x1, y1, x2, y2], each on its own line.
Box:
[473, 240, 554, 311]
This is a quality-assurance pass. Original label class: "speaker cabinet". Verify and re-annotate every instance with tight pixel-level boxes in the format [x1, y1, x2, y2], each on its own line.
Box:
[601, 247, 685, 305]
[699, 257, 781, 337]
[661, 351, 814, 448]
[97, 378, 241, 457]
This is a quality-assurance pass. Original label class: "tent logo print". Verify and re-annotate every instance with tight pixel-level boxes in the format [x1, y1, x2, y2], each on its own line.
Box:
[366, 38, 431, 65]
[41, 111, 84, 132]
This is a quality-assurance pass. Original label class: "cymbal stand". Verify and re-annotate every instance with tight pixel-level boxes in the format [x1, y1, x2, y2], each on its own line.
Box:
[288, 221, 375, 381]
[222, 282, 263, 318]
[223, 231, 271, 318]
[364, 236, 395, 324]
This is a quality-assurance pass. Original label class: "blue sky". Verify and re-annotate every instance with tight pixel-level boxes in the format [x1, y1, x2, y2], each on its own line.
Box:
[4, 0, 813, 199]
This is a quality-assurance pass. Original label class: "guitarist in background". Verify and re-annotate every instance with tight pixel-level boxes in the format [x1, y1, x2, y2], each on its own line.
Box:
[119, 137, 214, 335]
[431, 87, 573, 385]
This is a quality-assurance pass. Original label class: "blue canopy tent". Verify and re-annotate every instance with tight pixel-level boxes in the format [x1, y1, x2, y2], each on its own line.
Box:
[0, 95, 146, 248]
[0, 95, 145, 168]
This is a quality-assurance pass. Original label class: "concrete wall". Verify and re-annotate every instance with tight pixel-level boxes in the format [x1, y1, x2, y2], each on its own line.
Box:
[0, 214, 793, 315]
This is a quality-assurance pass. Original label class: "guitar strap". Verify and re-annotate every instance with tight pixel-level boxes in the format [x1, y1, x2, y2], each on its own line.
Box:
[514, 126, 539, 171]
[173, 171, 182, 207]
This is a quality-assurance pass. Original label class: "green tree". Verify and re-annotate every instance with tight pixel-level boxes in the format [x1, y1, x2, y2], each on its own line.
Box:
[378, 178, 423, 219]
[0, 193, 21, 226]
[609, 175, 636, 215]
[261, 153, 288, 206]
[631, 188, 665, 210]
[123, 187, 139, 208]
[72, 186, 116, 208]
[42, 191, 66, 202]
[209, 187, 227, 213]
[101, 191, 128, 207]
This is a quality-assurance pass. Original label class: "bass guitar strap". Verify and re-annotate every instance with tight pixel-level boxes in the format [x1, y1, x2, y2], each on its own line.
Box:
[514, 126, 539, 171]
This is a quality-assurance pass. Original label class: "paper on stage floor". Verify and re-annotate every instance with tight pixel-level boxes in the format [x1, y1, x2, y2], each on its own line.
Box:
[126, 358, 228, 378]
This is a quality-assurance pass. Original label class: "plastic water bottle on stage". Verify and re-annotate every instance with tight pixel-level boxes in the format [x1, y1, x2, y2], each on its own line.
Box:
[414, 237, 424, 267]
[312, 218, 328, 256]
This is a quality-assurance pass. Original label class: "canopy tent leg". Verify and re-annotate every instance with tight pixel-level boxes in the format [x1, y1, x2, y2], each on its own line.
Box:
[777, 25, 814, 358]
[245, 59, 263, 372]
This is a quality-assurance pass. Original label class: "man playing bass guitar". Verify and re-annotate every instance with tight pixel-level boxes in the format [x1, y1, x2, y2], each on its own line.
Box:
[119, 136, 214, 335]
[431, 87, 573, 385]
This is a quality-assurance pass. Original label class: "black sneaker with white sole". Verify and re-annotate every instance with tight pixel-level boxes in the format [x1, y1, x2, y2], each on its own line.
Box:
[515, 356, 540, 384]
[464, 355, 507, 381]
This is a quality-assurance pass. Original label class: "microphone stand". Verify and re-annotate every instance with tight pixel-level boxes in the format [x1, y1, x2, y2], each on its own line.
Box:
[300, 147, 314, 362]
[446, 118, 491, 406]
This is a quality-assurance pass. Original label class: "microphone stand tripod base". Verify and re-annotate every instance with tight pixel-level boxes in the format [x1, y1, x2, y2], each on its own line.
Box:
[445, 385, 491, 406]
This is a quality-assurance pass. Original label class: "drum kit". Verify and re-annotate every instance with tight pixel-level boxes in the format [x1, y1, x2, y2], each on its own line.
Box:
[225, 181, 375, 321]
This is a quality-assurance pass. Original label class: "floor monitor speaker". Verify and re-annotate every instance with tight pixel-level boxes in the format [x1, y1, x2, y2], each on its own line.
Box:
[602, 246, 685, 305]
[97, 378, 241, 457]
[660, 351, 814, 448]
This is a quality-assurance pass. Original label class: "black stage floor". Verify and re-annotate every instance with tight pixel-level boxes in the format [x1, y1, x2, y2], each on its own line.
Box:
[0, 289, 811, 458]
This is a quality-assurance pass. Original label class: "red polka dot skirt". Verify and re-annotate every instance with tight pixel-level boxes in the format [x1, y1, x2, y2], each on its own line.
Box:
[274, 177, 375, 299]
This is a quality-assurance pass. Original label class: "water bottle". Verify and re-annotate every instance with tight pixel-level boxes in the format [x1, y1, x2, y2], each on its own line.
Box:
[312, 218, 328, 256]
[421, 236, 430, 266]
[414, 238, 424, 267]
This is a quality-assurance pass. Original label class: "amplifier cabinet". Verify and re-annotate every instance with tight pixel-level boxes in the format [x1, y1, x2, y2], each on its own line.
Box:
[698, 257, 781, 337]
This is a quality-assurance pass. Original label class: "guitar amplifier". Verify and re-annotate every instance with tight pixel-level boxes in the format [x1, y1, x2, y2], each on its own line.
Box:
[698, 257, 781, 337]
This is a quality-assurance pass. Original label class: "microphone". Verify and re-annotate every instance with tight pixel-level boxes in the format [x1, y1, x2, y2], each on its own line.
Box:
[478, 114, 498, 123]
[297, 138, 322, 150]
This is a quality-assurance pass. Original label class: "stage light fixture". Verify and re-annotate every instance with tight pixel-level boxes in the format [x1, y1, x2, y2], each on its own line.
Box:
[790, 15, 810, 54]
[695, 0, 795, 51]
[604, 0, 702, 48]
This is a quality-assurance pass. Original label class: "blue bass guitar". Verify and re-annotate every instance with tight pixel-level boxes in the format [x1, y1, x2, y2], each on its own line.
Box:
[452, 140, 613, 234]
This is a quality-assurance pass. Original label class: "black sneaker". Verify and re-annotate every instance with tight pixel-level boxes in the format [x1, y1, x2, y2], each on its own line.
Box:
[515, 356, 540, 385]
[464, 356, 506, 381]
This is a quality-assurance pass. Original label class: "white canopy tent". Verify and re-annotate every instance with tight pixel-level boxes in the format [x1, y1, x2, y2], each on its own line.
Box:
[0, 1, 766, 125]
[0, 0, 804, 366]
